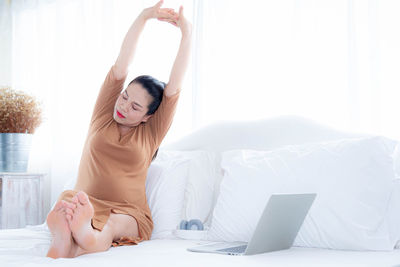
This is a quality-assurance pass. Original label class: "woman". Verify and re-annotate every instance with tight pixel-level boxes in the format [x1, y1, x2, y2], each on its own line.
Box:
[46, 0, 192, 258]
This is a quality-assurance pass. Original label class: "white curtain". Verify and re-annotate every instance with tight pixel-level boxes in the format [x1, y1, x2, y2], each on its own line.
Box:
[2, 0, 400, 221]
[194, 0, 400, 138]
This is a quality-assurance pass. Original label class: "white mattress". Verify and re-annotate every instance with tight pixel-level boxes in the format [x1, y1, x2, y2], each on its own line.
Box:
[1, 224, 400, 267]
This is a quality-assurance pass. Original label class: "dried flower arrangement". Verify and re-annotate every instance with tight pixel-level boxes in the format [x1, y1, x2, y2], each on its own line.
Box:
[0, 86, 43, 134]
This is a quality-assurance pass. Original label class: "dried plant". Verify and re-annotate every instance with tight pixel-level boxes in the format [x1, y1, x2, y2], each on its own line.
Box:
[0, 86, 43, 134]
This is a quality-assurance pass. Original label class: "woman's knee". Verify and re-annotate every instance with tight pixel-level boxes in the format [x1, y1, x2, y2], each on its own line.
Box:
[108, 213, 139, 240]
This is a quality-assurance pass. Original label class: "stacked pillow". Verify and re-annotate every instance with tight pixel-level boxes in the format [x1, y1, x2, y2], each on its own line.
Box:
[206, 136, 400, 250]
[176, 151, 223, 227]
[145, 152, 190, 239]
[145, 150, 222, 239]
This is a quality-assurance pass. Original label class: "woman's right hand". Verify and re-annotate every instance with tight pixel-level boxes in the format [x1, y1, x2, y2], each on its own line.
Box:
[140, 0, 176, 21]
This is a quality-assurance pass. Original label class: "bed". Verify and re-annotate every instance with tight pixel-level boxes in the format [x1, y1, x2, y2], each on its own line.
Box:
[0, 223, 399, 266]
[1, 115, 400, 267]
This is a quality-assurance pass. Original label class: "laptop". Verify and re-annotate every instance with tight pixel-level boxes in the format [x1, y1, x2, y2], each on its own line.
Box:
[187, 193, 316, 256]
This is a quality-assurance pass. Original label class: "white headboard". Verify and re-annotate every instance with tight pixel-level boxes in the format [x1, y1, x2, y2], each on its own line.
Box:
[163, 115, 370, 152]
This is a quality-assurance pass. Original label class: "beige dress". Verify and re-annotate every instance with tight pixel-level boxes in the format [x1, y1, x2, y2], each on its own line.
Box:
[58, 65, 180, 246]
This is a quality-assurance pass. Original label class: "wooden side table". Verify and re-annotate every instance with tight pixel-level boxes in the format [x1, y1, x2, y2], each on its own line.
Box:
[0, 173, 45, 229]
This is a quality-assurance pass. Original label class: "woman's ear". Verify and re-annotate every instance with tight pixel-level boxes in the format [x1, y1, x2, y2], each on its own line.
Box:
[142, 114, 153, 122]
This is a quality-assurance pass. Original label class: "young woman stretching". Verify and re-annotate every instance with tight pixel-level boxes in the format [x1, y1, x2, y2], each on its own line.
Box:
[46, 0, 192, 258]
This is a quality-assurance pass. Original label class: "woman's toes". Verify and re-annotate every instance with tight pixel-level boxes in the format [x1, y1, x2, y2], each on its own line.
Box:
[54, 200, 64, 211]
[65, 207, 74, 217]
[76, 191, 89, 205]
[61, 200, 72, 211]
[71, 195, 79, 205]
[62, 200, 76, 210]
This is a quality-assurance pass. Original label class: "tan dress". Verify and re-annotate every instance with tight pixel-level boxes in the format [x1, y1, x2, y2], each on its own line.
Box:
[58, 65, 180, 246]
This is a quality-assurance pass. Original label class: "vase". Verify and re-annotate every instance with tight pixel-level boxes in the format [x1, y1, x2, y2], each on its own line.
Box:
[0, 133, 32, 172]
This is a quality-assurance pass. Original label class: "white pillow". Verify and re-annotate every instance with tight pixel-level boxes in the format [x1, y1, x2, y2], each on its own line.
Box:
[207, 136, 400, 251]
[145, 152, 190, 239]
[168, 150, 223, 228]
[150, 150, 223, 229]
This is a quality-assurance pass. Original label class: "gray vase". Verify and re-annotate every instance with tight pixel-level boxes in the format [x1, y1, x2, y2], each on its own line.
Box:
[0, 133, 32, 172]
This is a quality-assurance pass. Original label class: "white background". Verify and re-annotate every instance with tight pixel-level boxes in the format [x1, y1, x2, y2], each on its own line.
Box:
[1, 0, 400, 220]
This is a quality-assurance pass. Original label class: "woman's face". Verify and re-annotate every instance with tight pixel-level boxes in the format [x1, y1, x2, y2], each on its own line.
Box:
[113, 83, 153, 127]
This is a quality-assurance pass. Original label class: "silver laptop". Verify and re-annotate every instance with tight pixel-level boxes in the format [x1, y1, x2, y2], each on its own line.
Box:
[187, 193, 316, 256]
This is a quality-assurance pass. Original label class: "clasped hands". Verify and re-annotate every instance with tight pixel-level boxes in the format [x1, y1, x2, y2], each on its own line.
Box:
[141, 0, 192, 36]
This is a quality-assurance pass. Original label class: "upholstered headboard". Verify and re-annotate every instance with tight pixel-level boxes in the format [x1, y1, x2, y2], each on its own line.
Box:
[163, 115, 370, 152]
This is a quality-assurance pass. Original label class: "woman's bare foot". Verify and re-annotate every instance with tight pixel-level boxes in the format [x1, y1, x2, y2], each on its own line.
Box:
[46, 200, 76, 258]
[68, 191, 97, 250]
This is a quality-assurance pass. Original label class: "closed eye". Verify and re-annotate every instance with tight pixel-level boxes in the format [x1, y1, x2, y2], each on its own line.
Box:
[122, 92, 139, 111]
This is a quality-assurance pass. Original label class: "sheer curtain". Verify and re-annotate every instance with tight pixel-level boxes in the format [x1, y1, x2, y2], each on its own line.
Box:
[3, 0, 400, 221]
[193, 0, 400, 138]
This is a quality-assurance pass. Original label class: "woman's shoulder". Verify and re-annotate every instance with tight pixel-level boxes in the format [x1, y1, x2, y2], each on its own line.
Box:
[89, 113, 114, 133]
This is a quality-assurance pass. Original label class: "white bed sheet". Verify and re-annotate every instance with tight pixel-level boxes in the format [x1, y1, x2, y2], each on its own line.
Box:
[0, 224, 400, 267]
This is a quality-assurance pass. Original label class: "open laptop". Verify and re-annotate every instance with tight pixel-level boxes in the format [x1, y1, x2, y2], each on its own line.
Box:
[187, 193, 316, 256]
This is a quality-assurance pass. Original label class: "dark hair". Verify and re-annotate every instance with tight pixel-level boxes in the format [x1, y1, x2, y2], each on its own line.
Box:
[128, 75, 165, 162]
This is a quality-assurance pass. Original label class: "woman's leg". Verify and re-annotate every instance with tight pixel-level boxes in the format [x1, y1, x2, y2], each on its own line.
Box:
[46, 200, 78, 258]
[66, 191, 140, 256]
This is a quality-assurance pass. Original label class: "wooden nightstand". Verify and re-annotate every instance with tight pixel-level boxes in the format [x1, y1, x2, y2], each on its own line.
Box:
[0, 173, 45, 229]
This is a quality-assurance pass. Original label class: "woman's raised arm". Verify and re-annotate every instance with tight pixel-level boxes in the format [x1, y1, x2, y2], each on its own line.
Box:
[159, 5, 193, 96]
[114, 0, 177, 79]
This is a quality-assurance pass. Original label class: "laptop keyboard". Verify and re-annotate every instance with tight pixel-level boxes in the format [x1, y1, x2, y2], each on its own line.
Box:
[216, 245, 247, 253]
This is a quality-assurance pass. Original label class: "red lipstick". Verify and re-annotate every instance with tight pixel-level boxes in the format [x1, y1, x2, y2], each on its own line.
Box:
[117, 110, 125, 119]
